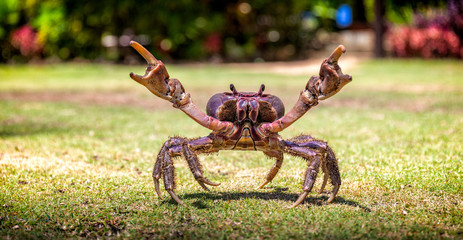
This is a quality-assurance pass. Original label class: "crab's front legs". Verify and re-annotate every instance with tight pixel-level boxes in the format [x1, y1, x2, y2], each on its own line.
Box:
[129, 41, 236, 134]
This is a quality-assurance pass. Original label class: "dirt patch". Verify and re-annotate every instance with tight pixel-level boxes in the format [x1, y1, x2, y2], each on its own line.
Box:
[0, 91, 173, 110]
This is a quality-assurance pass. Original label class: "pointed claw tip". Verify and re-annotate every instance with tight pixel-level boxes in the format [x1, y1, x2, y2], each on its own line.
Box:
[257, 180, 270, 189]
[129, 41, 158, 65]
[338, 45, 346, 53]
[291, 191, 309, 208]
[328, 45, 347, 62]
[167, 190, 185, 206]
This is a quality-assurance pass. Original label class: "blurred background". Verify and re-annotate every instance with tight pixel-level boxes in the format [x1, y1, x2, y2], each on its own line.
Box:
[1, 0, 462, 64]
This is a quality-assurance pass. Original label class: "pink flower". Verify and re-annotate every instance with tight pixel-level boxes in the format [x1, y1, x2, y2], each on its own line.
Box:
[10, 25, 43, 57]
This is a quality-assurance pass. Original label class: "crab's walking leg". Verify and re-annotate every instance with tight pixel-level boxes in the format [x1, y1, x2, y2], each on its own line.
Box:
[153, 142, 168, 200]
[319, 160, 329, 194]
[292, 155, 321, 208]
[282, 135, 341, 207]
[258, 151, 284, 189]
[182, 137, 220, 191]
[324, 146, 341, 203]
[153, 136, 220, 205]
[282, 140, 320, 208]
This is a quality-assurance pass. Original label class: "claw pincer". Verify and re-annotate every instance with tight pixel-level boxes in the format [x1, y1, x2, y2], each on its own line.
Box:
[129, 41, 172, 101]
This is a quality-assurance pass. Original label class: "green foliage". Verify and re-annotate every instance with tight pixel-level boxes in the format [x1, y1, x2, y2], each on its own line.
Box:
[0, 0, 357, 62]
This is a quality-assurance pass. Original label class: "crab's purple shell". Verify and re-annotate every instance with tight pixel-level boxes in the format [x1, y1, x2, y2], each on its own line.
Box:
[206, 91, 285, 124]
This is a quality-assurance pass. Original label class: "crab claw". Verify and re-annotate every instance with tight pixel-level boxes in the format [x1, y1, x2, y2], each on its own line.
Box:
[307, 45, 352, 101]
[326, 45, 346, 65]
[129, 41, 173, 101]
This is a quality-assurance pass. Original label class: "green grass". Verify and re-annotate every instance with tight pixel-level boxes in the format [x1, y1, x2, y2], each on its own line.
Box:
[1, 59, 462, 239]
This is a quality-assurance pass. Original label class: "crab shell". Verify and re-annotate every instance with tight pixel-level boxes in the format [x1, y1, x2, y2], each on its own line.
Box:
[206, 85, 285, 125]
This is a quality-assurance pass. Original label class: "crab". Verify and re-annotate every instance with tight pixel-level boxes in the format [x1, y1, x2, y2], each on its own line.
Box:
[128, 41, 352, 207]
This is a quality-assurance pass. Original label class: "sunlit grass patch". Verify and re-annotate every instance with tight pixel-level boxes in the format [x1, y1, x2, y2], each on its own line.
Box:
[1, 60, 462, 238]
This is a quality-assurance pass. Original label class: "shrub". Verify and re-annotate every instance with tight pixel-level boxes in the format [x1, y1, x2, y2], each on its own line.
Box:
[388, 0, 463, 59]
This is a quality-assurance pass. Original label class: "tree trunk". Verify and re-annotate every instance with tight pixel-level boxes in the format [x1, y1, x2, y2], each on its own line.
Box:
[374, 0, 386, 58]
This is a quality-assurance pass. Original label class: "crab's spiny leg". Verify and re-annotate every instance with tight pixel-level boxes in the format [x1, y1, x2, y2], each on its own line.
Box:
[183, 144, 220, 191]
[291, 192, 309, 208]
[167, 190, 184, 206]
[182, 137, 220, 190]
[162, 149, 185, 205]
[325, 146, 341, 202]
[319, 161, 329, 194]
[328, 185, 340, 203]
[290, 156, 321, 208]
[258, 151, 284, 189]
[152, 143, 168, 200]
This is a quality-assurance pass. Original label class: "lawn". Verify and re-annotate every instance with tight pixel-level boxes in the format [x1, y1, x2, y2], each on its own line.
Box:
[0, 59, 462, 239]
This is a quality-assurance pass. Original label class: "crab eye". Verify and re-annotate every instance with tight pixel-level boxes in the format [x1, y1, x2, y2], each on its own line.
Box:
[258, 84, 265, 95]
[230, 84, 238, 95]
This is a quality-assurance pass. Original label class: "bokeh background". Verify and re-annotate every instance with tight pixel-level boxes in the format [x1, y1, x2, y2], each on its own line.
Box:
[1, 0, 462, 63]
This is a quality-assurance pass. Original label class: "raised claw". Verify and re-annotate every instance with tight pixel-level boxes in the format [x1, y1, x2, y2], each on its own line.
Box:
[129, 41, 173, 101]
[130, 40, 158, 65]
[326, 45, 346, 65]
[306, 45, 352, 101]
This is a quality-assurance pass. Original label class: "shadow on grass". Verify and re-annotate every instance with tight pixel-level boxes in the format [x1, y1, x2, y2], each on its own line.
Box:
[169, 187, 371, 211]
[0, 121, 76, 137]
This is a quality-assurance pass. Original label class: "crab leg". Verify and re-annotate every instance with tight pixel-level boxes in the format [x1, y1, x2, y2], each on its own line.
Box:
[324, 146, 341, 203]
[281, 136, 340, 207]
[182, 138, 221, 191]
[291, 156, 321, 208]
[153, 143, 168, 200]
[319, 162, 329, 194]
[162, 149, 185, 205]
[153, 136, 222, 205]
[129, 41, 237, 135]
[258, 151, 284, 189]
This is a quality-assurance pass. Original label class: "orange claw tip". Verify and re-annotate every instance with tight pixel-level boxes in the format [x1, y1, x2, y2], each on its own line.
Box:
[129, 40, 158, 65]
[328, 45, 347, 63]
[338, 45, 346, 53]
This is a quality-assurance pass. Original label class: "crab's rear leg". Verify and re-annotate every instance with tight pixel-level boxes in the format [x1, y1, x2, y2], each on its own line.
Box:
[324, 146, 341, 203]
[258, 151, 284, 189]
[292, 155, 321, 208]
[153, 136, 219, 205]
[282, 136, 341, 207]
